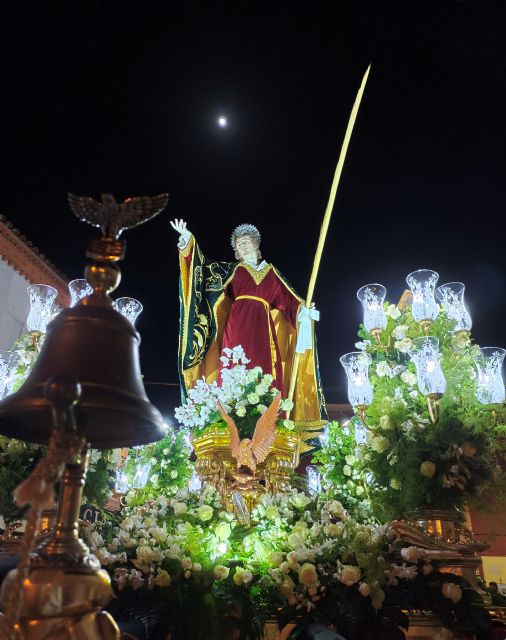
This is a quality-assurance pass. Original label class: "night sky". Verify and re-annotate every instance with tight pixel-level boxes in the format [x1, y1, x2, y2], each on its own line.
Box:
[0, 1, 504, 408]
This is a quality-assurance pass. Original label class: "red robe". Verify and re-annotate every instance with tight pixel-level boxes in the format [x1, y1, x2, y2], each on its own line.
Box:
[221, 264, 301, 395]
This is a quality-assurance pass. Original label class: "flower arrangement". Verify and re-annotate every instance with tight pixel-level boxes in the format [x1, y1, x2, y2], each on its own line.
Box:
[339, 301, 506, 522]
[85, 486, 493, 640]
[174, 346, 294, 437]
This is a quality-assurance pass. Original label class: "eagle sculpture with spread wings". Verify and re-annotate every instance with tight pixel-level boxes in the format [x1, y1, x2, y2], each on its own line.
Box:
[218, 394, 281, 474]
[68, 192, 169, 240]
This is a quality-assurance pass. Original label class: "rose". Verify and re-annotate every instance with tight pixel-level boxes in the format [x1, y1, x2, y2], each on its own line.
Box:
[279, 576, 296, 599]
[181, 557, 192, 570]
[324, 523, 343, 537]
[257, 404, 268, 415]
[265, 505, 280, 520]
[293, 520, 308, 531]
[269, 551, 284, 566]
[150, 474, 159, 486]
[151, 527, 167, 544]
[299, 563, 318, 587]
[236, 406, 246, 417]
[233, 568, 253, 586]
[343, 465, 352, 476]
[339, 565, 361, 586]
[136, 545, 154, 564]
[291, 493, 311, 509]
[170, 469, 178, 479]
[193, 563, 202, 573]
[255, 384, 269, 396]
[394, 337, 412, 353]
[386, 304, 401, 319]
[173, 502, 187, 515]
[215, 522, 232, 541]
[247, 393, 260, 405]
[287, 532, 305, 548]
[359, 582, 370, 597]
[441, 582, 463, 603]
[327, 500, 346, 519]
[401, 370, 417, 386]
[420, 461, 436, 478]
[401, 546, 427, 563]
[345, 454, 355, 464]
[379, 415, 392, 430]
[390, 478, 402, 490]
[154, 569, 171, 587]
[371, 436, 390, 453]
[281, 398, 294, 411]
[198, 505, 213, 522]
[283, 419, 295, 431]
[421, 563, 434, 575]
[376, 362, 393, 378]
[392, 324, 409, 339]
[213, 565, 230, 581]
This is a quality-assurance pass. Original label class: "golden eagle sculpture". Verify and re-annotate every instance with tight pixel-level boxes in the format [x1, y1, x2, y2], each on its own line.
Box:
[68, 192, 169, 240]
[218, 393, 281, 474]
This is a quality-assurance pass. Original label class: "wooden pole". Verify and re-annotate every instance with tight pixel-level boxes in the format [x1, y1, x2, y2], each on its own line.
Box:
[287, 65, 371, 415]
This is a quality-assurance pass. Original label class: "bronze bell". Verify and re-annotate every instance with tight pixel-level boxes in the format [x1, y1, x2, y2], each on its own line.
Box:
[0, 192, 169, 448]
[0, 302, 166, 448]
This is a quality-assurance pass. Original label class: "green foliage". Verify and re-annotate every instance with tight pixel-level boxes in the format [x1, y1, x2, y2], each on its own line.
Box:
[323, 303, 506, 522]
[122, 427, 194, 506]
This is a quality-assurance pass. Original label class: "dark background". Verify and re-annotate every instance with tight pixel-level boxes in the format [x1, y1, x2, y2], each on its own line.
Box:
[0, 1, 504, 411]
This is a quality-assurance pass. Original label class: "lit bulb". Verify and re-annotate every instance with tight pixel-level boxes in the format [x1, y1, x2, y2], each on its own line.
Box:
[218, 116, 228, 128]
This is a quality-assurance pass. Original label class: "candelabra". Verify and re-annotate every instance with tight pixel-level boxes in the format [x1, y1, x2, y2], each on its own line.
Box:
[408, 336, 447, 423]
[357, 284, 388, 346]
[340, 351, 373, 424]
[406, 269, 439, 334]
[475, 347, 505, 405]
[435, 282, 472, 335]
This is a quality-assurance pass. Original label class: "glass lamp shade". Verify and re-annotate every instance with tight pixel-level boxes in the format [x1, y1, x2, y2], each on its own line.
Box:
[306, 464, 321, 496]
[435, 282, 472, 332]
[475, 347, 506, 404]
[408, 337, 447, 396]
[114, 297, 143, 326]
[68, 279, 94, 307]
[406, 269, 439, 323]
[340, 351, 373, 407]
[357, 284, 387, 332]
[26, 284, 58, 333]
[0, 351, 19, 400]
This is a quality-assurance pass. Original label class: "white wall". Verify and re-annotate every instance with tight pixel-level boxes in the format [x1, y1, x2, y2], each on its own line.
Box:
[0, 259, 29, 351]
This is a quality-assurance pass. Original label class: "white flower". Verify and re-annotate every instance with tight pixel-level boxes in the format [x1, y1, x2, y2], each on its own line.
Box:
[283, 419, 295, 431]
[394, 337, 413, 353]
[236, 405, 247, 417]
[170, 469, 178, 479]
[371, 436, 390, 453]
[198, 505, 213, 521]
[401, 370, 417, 386]
[181, 557, 192, 570]
[214, 565, 230, 581]
[291, 493, 311, 509]
[323, 523, 343, 537]
[359, 582, 371, 597]
[257, 404, 268, 415]
[355, 340, 371, 351]
[151, 527, 167, 544]
[376, 362, 393, 378]
[155, 569, 171, 587]
[386, 304, 401, 319]
[343, 465, 352, 477]
[441, 582, 463, 603]
[326, 500, 346, 519]
[339, 565, 361, 586]
[392, 324, 409, 340]
[379, 415, 392, 430]
[247, 393, 260, 405]
[215, 522, 232, 540]
[409, 390, 418, 399]
[255, 384, 269, 396]
[280, 398, 294, 411]
[193, 563, 202, 573]
[299, 563, 318, 587]
[233, 568, 253, 585]
[173, 502, 187, 515]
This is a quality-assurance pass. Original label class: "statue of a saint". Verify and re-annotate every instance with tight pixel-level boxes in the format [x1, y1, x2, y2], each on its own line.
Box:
[171, 219, 325, 426]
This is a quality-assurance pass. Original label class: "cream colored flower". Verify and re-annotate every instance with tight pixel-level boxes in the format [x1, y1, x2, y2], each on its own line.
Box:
[213, 565, 230, 581]
[401, 370, 417, 386]
[181, 557, 192, 570]
[371, 436, 390, 453]
[257, 404, 268, 415]
[392, 324, 409, 340]
[198, 505, 213, 522]
[379, 415, 392, 430]
[287, 532, 305, 548]
[173, 502, 187, 515]
[401, 546, 427, 563]
[291, 493, 311, 509]
[136, 545, 154, 564]
[233, 568, 253, 586]
[247, 393, 260, 405]
[279, 575, 296, 599]
[265, 505, 280, 520]
[326, 500, 346, 519]
[215, 522, 232, 541]
[299, 562, 318, 587]
[441, 582, 463, 603]
[386, 304, 401, 319]
[376, 361, 393, 378]
[359, 582, 370, 597]
[339, 565, 361, 586]
[269, 551, 284, 566]
[151, 527, 167, 544]
[343, 465, 352, 476]
[394, 337, 413, 353]
[390, 478, 402, 490]
[283, 419, 295, 431]
[154, 569, 171, 588]
[324, 523, 343, 538]
[236, 405, 247, 417]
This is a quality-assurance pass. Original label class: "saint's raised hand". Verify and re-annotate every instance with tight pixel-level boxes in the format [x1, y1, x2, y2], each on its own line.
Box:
[170, 218, 188, 235]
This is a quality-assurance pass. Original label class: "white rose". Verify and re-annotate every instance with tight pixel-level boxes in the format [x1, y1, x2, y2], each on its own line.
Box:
[386, 304, 401, 319]
[392, 324, 409, 340]
[339, 565, 361, 586]
[359, 582, 371, 597]
[400, 546, 427, 563]
[255, 384, 269, 396]
[371, 436, 390, 453]
[299, 563, 318, 587]
[291, 493, 311, 509]
[151, 527, 167, 544]
[283, 419, 295, 431]
[236, 406, 247, 417]
[170, 469, 178, 479]
[343, 465, 352, 476]
[324, 523, 343, 537]
[215, 522, 232, 541]
[233, 568, 253, 585]
[213, 565, 230, 581]
[287, 532, 305, 548]
[198, 505, 213, 521]
[257, 404, 268, 415]
[281, 398, 294, 411]
[193, 563, 202, 573]
[181, 557, 192, 570]
[376, 362, 393, 378]
[247, 393, 260, 405]
[154, 569, 171, 588]
[401, 370, 417, 386]
[394, 337, 413, 353]
[327, 500, 346, 519]
[173, 502, 187, 515]
[136, 545, 154, 564]
[379, 415, 392, 430]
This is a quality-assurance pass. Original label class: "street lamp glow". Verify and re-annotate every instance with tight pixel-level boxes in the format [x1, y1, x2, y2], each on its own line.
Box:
[217, 116, 228, 128]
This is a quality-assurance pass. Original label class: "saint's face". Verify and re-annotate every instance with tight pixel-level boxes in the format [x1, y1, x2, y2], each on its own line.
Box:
[235, 235, 258, 261]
